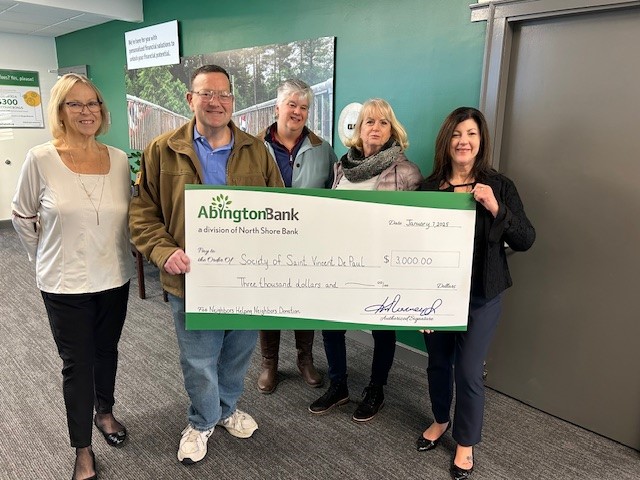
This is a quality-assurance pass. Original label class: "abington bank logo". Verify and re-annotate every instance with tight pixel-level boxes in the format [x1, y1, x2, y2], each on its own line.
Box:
[197, 194, 300, 223]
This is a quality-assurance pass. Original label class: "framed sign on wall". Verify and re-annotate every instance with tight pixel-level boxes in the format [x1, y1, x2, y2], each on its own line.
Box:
[0, 69, 44, 128]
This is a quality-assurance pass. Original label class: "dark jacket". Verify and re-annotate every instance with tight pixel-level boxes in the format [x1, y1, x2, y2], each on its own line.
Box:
[421, 171, 535, 299]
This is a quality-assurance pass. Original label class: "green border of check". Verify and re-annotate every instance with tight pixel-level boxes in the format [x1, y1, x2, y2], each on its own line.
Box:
[184, 185, 475, 210]
[187, 314, 466, 331]
[185, 187, 474, 330]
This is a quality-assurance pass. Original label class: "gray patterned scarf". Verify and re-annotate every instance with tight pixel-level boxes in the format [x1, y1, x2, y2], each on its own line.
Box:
[341, 140, 401, 183]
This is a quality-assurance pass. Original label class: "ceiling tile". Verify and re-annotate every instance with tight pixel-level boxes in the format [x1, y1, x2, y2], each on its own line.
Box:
[0, 1, 134, 37]
[0, 19, 44, 32]
[0, 1, 19, 9]
[0, 10, 68, 25]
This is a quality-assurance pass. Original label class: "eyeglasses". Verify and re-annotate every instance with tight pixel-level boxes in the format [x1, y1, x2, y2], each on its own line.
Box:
[64, 101, 102, 113]
[191, 90, 234, 103]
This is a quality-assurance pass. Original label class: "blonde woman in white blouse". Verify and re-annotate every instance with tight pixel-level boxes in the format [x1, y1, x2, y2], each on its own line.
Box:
[11, 73, 134, 480]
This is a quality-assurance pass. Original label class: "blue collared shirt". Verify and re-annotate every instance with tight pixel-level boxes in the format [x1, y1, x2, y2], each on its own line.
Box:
[193, 126, 234, 185]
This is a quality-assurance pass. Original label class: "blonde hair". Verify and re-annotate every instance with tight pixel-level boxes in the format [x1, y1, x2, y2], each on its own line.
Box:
[345, 98, 409, 152]
[48, 73, 109, 138]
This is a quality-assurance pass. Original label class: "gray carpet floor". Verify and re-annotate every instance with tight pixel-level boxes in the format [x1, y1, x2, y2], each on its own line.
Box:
[1, 224, 638, 479]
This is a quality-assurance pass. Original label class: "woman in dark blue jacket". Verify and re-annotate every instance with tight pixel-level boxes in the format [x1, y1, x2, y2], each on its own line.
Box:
[418, 107, 535, 480]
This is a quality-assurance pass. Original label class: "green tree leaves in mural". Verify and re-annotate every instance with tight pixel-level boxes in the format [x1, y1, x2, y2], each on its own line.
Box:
[295, 37, 334, 85]
[126, 66, 191, 117]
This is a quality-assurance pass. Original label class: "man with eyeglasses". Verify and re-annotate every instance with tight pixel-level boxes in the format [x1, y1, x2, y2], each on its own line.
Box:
[130, 64, 283, 465]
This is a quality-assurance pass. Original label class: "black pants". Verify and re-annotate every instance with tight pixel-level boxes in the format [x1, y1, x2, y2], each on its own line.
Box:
[41, 282, 130, 448]
[322, 330, 396, 386]
[423, 294, 502, 447]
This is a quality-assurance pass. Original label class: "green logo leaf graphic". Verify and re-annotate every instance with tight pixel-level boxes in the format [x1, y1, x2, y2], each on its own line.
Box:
[211, 194, 232, 210]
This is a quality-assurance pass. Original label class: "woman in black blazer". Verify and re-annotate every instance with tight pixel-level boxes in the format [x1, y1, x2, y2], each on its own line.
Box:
[418, 107, 535, 480]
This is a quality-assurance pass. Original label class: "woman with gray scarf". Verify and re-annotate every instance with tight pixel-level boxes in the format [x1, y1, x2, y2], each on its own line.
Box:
[308, 98, 422, 422]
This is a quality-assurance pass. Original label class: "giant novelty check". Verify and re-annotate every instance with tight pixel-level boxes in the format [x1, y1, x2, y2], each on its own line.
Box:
[184, 187, 476, 330]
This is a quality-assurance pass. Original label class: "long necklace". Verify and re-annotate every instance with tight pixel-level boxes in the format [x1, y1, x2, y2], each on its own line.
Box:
[63, 139, 106, 225]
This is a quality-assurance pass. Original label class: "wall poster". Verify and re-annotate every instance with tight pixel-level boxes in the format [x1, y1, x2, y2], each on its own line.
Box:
[0, 69, 44, 128]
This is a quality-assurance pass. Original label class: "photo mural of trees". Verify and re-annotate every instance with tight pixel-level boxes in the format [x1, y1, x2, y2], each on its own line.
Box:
[126, 65, 192, 117]
[126, 37, 335, 149]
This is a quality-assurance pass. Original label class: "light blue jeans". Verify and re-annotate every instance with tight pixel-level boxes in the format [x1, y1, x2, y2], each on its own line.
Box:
[168, 294, 258, 431]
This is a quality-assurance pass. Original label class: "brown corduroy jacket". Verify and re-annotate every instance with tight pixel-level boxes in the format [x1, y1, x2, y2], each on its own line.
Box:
[129, 118, 284, 297]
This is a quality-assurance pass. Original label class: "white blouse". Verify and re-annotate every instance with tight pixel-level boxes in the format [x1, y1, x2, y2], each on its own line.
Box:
[11, 141, 135, 294]
[334, 175, 380, 190]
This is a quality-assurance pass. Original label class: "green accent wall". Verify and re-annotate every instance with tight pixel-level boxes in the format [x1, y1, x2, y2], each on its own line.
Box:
[55, 0, 485, 352]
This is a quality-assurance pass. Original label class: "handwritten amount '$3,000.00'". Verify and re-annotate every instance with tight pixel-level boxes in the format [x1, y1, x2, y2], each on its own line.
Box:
[383, 254, 433, 266]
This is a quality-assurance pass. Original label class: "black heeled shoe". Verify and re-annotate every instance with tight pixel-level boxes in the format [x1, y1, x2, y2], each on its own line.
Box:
[72, 449, 97, 480]
[416, 422, 451, 451]
[94, 415, 127, 447]
[450, 460, 474, 480]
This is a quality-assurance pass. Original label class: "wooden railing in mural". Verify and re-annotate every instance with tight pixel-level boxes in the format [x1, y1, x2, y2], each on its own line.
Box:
[127, 95, 190, 151]
[232, 78, 334, 144]
[127, 78, 334, 150]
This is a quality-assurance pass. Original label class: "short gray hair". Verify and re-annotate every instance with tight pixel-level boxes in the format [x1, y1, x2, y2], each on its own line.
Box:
[276, 79, 313, 108]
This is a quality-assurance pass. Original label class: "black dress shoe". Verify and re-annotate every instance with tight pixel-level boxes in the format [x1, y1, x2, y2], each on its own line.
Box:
[94, 415, 127, 447]
[450, 460, 474, 480]
[416, 422, 450, 451]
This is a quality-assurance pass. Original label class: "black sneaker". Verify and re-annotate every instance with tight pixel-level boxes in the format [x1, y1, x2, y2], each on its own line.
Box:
[352, 384, 384, 422]
[308, 382, 349, 414]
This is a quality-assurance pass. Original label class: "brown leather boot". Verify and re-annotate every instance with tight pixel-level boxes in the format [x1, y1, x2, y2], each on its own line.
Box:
[295, 330, 323, 388]
[257, 330, 280, 394]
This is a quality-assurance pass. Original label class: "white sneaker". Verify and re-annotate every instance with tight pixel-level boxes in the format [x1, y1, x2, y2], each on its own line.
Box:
[177, 424, 214, 465]
[217, 409, 258, 438]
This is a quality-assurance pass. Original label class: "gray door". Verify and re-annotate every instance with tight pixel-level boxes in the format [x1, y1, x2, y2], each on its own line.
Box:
[487, 8, 640, 449]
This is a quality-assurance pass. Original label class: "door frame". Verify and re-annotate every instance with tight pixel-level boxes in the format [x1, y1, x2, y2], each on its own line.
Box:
[469, 0, 640, 169]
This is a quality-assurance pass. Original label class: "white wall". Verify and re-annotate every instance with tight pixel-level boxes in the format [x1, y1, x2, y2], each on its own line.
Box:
[0, 32, 58, 220]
